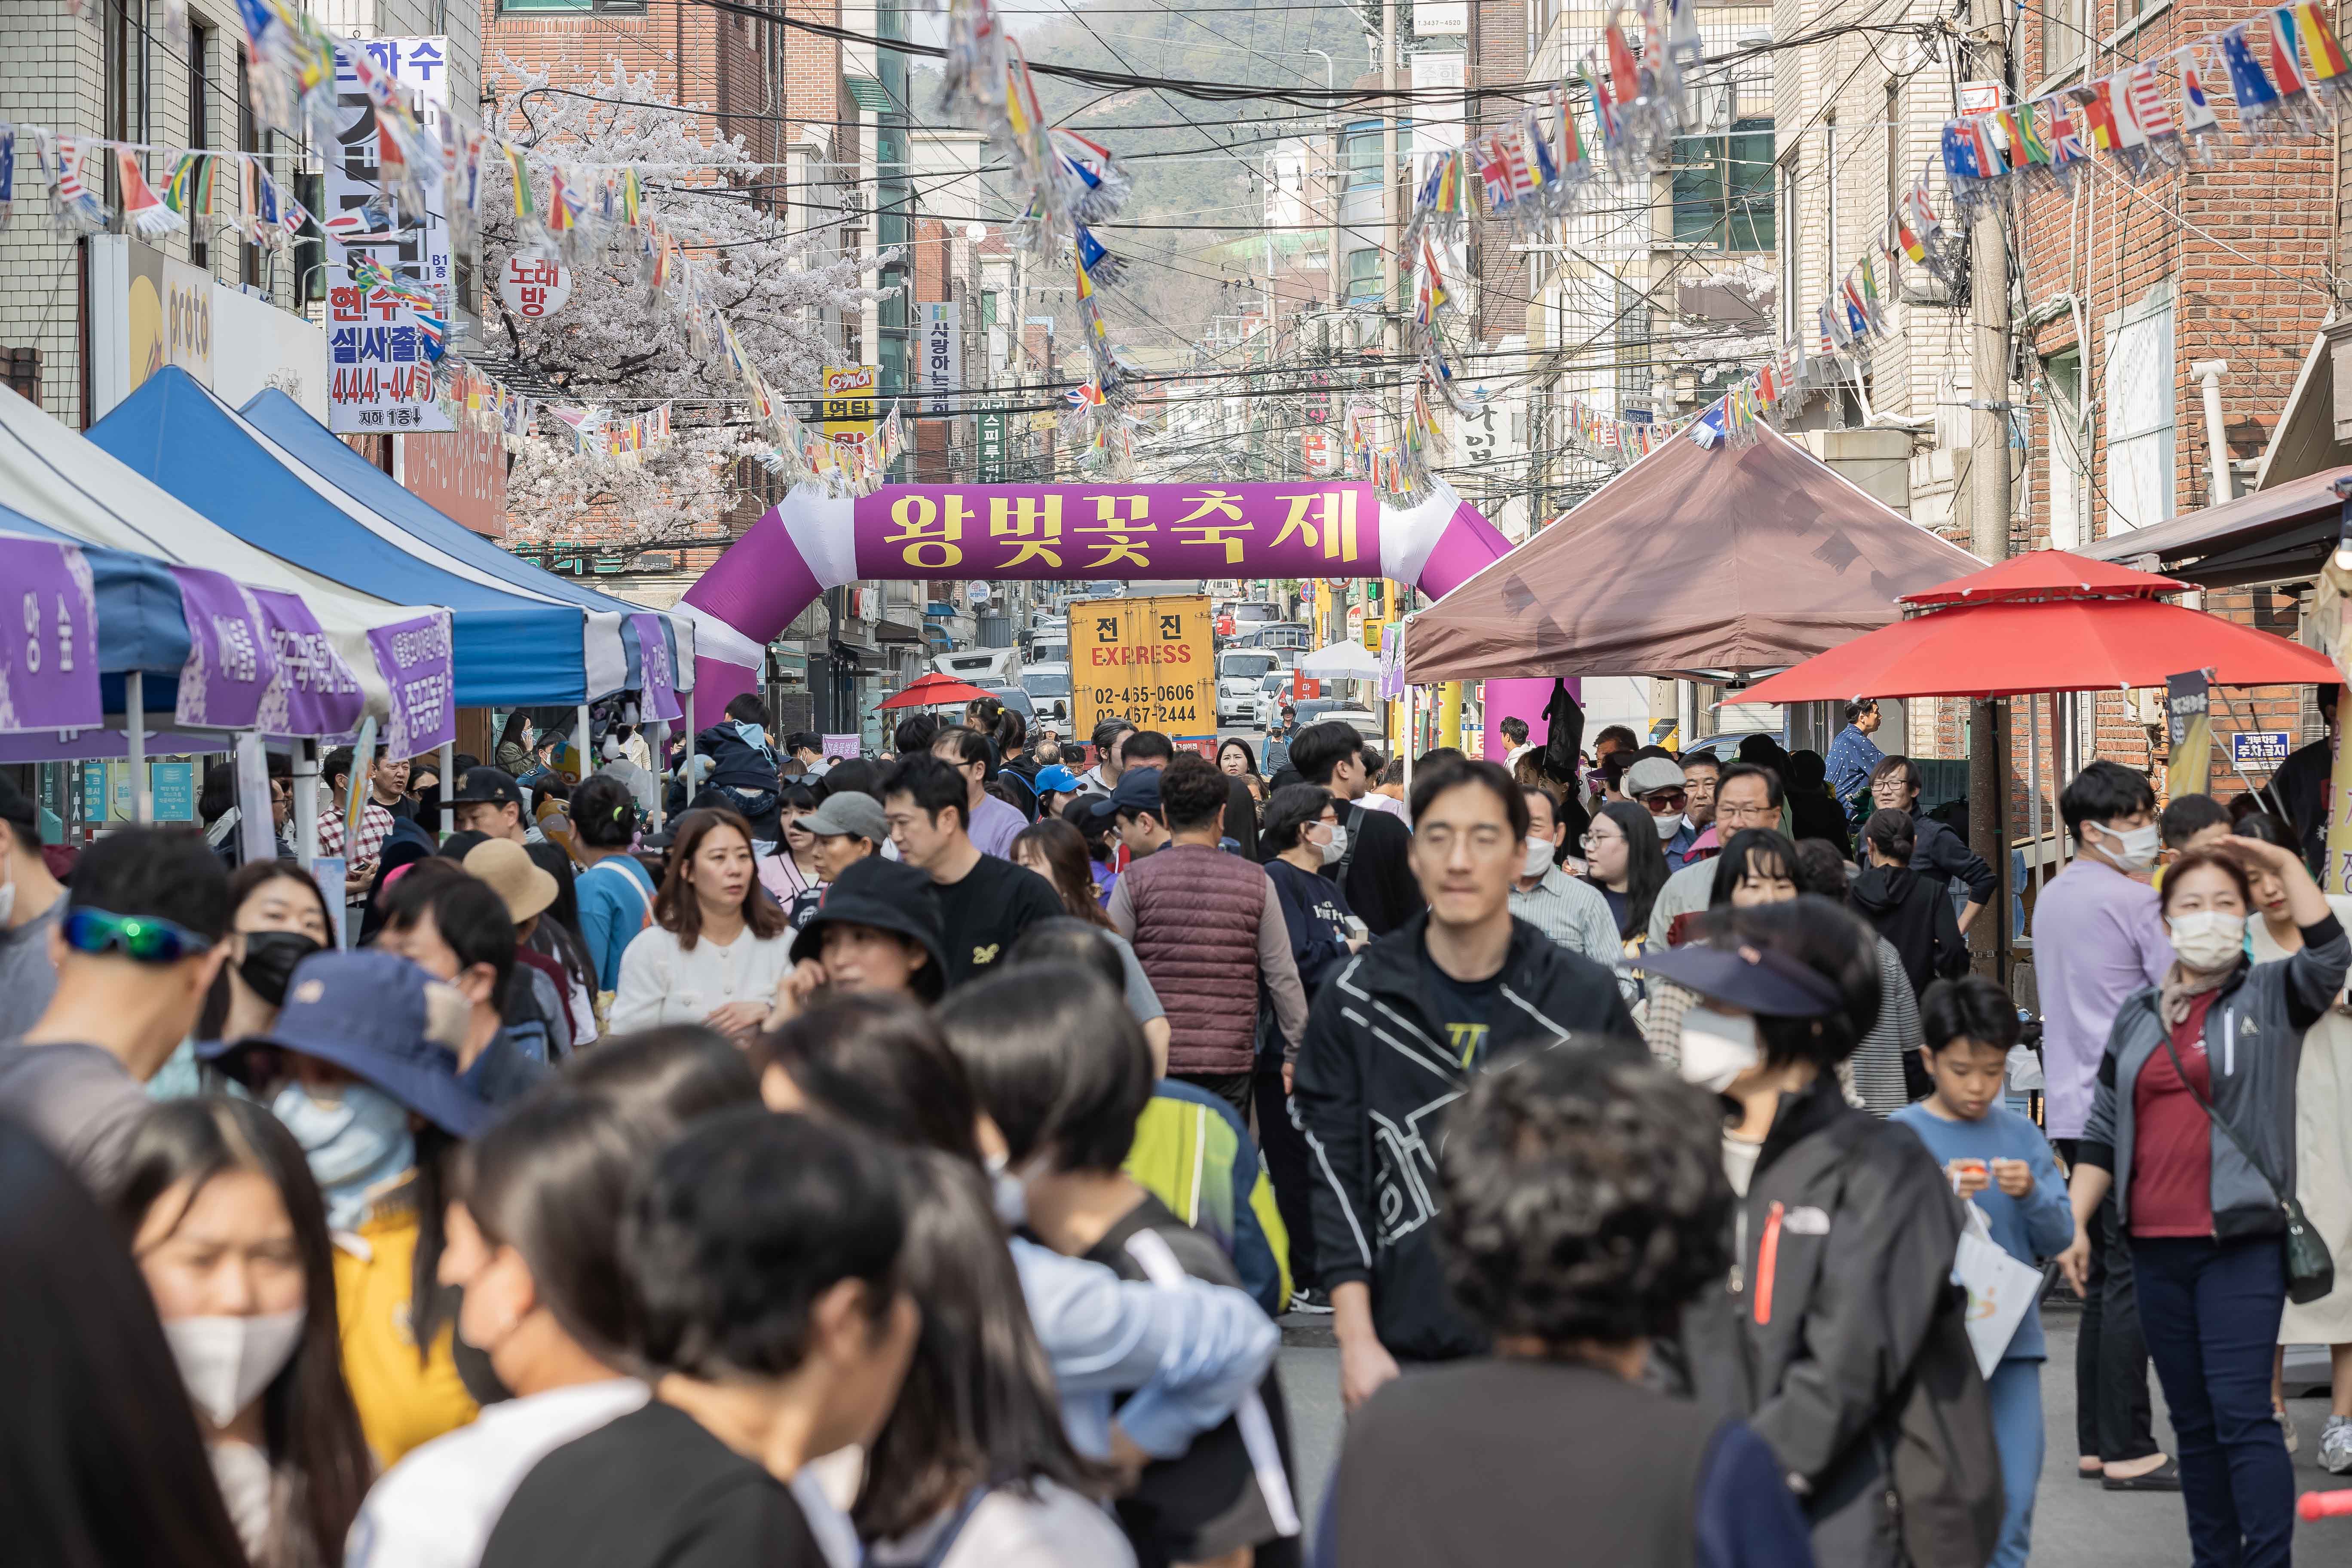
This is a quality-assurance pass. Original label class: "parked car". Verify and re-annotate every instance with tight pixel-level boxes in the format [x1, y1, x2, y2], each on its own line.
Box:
[1020, 663, 1072, 726]
[1229, 622, 1313, 653]
[1216, 649, 1286, 726]
[1289, 696, 1384, 743]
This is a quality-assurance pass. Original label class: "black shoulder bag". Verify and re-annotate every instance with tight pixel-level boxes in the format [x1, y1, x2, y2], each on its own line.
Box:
[2159, 1028, 2334, 1304]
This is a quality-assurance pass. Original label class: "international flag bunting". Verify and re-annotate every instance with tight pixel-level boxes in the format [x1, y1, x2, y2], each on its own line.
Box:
[163, 152, 220, 218]
[114, 149, 183, 238]
[621, 167, 642, 225]
[503, 144, 536, 219]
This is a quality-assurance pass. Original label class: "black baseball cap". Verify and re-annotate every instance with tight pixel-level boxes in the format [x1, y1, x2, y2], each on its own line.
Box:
[449, 766, 523, 808]
[1629, 940, 1844, 1017]
[1088, 766, 1162, 821]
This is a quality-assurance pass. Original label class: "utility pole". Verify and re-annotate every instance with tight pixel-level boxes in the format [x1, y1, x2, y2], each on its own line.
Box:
[1380, 0, 1398, 353]
[1305, 47, 1340, 316]
[1967, 0, 2013, 977]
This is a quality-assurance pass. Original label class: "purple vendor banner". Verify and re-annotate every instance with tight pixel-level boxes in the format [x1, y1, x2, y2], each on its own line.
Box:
[854, 483, 1379, 581]
[0, 538, 101, 733]
[170, 567, 276, 730]
[367, 613, 455, 757]
[252, 588, 366, 738]
[631, 613, 683, 723]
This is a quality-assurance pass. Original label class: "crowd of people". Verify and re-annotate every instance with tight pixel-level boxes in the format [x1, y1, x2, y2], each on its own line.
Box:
[3, 679, 2351, 1568]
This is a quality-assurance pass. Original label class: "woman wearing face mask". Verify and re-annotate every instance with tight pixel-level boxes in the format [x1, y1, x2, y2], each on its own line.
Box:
[1262, 784, 1367, 994]
[608, 807, 795, 1041]
[1641, 898, 1997, 1568]
[2236, 815, 2352, 1468]
[4, 1118, 254, 1568]
[2059, 839, 2350, 1564]
[350, 1029, 762, 1568]
[112, 1096, 373, 1568]
[493, 713, 536, 781]
[202, 949, 499, 1470]
[1581, 800, 1668, 952]
[173, 862, 336, 1095]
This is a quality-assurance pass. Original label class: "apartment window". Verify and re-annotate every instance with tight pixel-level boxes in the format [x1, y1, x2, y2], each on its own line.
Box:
[1616, 278, 1651, 413]
[2045, 350, 2089, 550]
[239, 51, 260, 287]
[1344, 123, 1383, 191]
[980, 289, 998, 327]
[2104, 292, 2174, 534]
[1671, 117, 1774, 251]
[190, 24, 213, 273]
[497, 0, 646, 12]
[2044, 0, 2087, 80]
[1345, 247, 1381, 306]
[1778, 155, 1799, 337]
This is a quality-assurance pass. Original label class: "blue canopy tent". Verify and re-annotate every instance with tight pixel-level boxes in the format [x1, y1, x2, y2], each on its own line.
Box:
[239, 388, 692, 697]
[89, 368, 607, 708]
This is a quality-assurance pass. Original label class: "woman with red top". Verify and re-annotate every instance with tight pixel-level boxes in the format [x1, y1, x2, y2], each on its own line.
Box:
[2061, 838, 2350, 1568]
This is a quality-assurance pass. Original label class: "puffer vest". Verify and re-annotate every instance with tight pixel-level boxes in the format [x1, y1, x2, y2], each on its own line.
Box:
[1126, 843, 1267, 1075]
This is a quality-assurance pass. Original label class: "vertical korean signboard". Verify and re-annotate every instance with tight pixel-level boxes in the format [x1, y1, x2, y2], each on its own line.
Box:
[1067, 594, 1217, 750]
[328, 37, 453, 434]
[821, 365, 879, 456]
[976, 398, 1008, 483]
[920, 303, 961, 413]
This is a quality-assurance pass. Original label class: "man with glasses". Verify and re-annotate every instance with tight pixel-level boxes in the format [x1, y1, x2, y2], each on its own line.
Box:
[1293, 756, 1639, 1414]
[0, 827, 230, 1190]
[1869, 753, 1994, 935]
[1645, 761, 1787, 948]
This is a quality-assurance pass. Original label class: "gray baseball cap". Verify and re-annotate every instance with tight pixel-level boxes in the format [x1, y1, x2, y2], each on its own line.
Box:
[801, 789, 887, 845]
[1624, 757, 1688, 799]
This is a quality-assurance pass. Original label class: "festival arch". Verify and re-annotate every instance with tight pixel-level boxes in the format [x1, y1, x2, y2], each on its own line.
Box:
[674, 481, 1522, 711]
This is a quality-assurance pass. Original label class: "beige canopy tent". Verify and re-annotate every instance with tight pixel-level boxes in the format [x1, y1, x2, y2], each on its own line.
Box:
[1403, 426, 1983, 683]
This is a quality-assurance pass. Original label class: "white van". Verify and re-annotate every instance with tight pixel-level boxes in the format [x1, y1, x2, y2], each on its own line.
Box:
[1216, 648, 1287, 726]
[932, 647, 1020, 683]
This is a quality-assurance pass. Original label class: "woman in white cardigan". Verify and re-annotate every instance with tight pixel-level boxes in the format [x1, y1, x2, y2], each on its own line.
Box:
[609, 806, 796, 1041]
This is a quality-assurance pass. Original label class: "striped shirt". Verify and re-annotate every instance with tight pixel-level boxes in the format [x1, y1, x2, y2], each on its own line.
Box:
[1510, 867, 1630, 981]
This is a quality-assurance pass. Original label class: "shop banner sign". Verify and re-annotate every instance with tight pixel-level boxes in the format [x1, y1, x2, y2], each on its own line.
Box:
[856, 484, 1379, 581]
[327, 36, 454, 433]
[366, 612, 454, 755]
[257, 589, 366, 738]
[2165, 669, 2213, 802]
[170, 567, 274, 729]
[630, 612, 683, 722]
[0, 539, 101, 733]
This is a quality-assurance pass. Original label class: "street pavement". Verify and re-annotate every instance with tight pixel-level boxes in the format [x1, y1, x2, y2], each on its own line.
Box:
[1272, 1303, 2352, 1563]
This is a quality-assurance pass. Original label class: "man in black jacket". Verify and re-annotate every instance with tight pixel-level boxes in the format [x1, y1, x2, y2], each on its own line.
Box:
[1289, 721, 1423, 934]
[1867, 753, 1995, 935]
[1292, 756, 1639, 1411]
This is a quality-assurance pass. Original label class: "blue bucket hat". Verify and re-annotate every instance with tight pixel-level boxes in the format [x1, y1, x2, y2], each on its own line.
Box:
[199, 949, 494, 1136]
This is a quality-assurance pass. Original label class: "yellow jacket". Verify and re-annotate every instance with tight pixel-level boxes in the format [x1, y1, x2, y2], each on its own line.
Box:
[332, 1188, 478, 1468]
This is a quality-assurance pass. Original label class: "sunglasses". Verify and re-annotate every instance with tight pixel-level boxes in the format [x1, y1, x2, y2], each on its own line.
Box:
[61, 906, 216, 963]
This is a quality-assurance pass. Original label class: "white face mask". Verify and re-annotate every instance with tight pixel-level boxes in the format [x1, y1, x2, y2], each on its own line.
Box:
[1654, 812, 1685, 840]
[2090, 819, 2161, 873]
[2168, 909, 2248, 972]
[1678, 1005, 1762, 1094]
[1318, 824, 1347, 867]
[1522, 839, 1556, 879]
[162, 1310, 307, 1427]
[984, 1151, 1027, 1228]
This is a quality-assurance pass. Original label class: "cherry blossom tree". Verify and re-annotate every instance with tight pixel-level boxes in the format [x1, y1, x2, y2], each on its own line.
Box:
[475, 58, 888, 545]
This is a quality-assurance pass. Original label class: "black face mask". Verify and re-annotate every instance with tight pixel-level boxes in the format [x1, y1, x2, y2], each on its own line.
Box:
[238, 930, 324, 1008]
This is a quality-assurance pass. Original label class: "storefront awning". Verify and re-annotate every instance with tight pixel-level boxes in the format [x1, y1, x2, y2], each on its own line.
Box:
[89, 368, 601, 708]
[2074, 464, 2352, 588]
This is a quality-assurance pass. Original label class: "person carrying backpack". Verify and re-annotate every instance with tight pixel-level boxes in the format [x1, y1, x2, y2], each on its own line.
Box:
[1642, 897, 2003, 1568]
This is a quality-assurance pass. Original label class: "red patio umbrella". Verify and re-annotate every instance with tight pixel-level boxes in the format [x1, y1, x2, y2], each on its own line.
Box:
[1896, 548, 2190, 607]
[877, 671, 996, 710]
[1733, 595, 2339, 704]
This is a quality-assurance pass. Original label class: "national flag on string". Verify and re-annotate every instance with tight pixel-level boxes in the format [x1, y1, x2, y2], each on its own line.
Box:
[1605, 25, 1641, 105]
[2046, 95, 2087, 164]
[2269, 8, 2313, 94]
[2178, 45, 2223, 129]
[1893, 193, 1928, 263]
[2290, 3, 2352, 79]
[2011, 101, 2053, 165]
[621, 167, 642, 224]
[2124, 63, 2176, 138]
[1476, 135, 1513, 209]
[2073, 81, 2123, 150]
[502, 145, 535, 219]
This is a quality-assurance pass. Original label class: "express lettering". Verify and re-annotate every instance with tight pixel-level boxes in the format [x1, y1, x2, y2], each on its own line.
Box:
[1087, 645, 1194, 666]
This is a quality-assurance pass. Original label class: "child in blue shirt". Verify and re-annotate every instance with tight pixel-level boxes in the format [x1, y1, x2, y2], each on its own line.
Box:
[1893, 974, 2075, 1568]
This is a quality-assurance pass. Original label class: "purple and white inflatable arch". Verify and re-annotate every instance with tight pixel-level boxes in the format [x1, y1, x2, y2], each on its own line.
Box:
[674, 480, 1518, 712]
